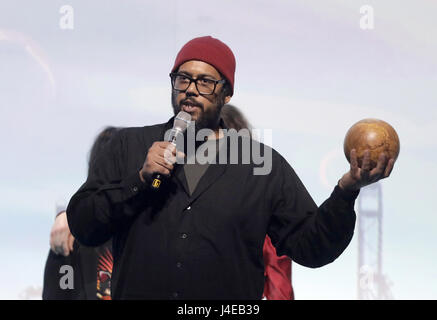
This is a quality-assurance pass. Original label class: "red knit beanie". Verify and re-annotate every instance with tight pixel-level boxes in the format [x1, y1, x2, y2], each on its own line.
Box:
[171, 36, 236, 96]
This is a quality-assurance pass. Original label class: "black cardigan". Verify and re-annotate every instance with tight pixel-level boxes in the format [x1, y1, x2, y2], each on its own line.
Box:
[67, 117, 359, 300]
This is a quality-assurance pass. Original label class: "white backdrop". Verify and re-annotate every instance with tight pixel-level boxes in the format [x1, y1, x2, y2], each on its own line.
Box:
[0, 0, 436, 299]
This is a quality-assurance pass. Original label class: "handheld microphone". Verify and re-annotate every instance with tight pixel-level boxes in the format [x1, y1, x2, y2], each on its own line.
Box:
[151, 111, 191, 190]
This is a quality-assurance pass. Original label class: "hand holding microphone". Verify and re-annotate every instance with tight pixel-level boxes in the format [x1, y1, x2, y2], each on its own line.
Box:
[139, 111, 191, 189]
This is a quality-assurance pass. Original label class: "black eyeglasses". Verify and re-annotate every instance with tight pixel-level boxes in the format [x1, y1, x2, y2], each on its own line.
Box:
[170, 72, 226, 95]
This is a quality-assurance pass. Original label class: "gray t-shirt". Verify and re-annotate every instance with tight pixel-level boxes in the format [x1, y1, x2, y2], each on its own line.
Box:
[183, 136, 225, 195]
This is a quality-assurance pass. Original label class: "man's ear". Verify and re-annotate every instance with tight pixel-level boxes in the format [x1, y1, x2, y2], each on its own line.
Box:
[225, 96, 231, 104]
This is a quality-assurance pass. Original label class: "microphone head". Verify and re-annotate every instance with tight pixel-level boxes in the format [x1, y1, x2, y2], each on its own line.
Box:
[174, 111, 191, 132]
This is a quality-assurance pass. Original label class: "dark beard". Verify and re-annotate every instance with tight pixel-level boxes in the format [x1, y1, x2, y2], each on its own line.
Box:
[171, 91, 224, 132]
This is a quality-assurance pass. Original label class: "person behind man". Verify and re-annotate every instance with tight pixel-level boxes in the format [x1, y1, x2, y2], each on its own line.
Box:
[221, 104, 294, 300]
[43, 126, 119, 300]
[67, 36, 395, 300]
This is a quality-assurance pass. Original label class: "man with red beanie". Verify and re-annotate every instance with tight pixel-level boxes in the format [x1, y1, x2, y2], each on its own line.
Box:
[169, 36, 235, 133]
[67, 36, 394, 299]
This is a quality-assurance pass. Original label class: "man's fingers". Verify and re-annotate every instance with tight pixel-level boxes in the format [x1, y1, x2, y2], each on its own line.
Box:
[350, 149, 359, 178]
[152, 159, 172, 176]
[154, 154, 174, 171]
[149, 142, 176, 158]
[163, 149, 186, 165]
[176, 151, 186, 162]
[164, 152, 186, 166]
[149, 152, 172, 169]
[158, 142, 176, 154]
[383, 158, 395, 178]
[370, 152, 387, 181]
[163, 148, 177, 165]
[360, 150, 371, 181]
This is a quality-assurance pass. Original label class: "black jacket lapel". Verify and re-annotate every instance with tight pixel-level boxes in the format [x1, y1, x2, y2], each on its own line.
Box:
[173, 164, 190, 196]
[189, 162, 227, 202]
[189, 128, 230, 202]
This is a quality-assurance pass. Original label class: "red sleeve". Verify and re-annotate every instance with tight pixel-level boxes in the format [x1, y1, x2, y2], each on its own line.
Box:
[263, 235, 294, 300]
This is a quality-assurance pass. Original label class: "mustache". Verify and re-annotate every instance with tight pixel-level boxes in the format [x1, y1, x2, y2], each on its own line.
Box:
[180, 98, 203, 109]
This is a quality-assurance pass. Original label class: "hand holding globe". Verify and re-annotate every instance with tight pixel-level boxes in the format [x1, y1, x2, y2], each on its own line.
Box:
[338, 118, 400, 191]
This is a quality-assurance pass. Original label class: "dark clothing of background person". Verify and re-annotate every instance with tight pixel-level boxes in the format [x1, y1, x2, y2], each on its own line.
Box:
[42, 240, 112, 300]
[43, 127, 119, 300]
[67, 117, 359, 300]
[42, 242, 82, 300]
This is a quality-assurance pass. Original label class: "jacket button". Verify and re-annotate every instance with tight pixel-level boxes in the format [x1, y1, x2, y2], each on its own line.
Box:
[132, 186, 138, 193]
[186, 206, 191, 211]
[176, 262, 182, 268]
[180, 233, 188, 239]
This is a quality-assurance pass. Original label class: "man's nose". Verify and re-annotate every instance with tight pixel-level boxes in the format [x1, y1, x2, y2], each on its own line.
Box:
[185, 80, 199, 96]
